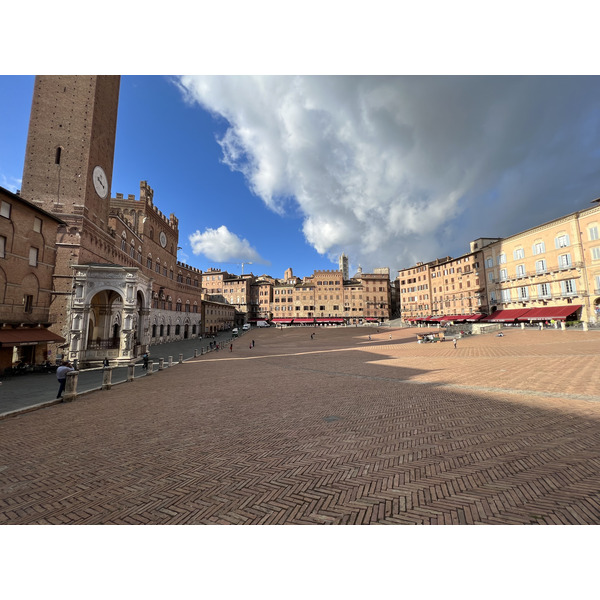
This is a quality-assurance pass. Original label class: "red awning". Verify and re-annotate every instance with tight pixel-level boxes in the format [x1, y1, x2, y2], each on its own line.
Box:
[271, 318, 293, 323]
[315, 317, 344, 322]
[519, 305, 582, 321]
[481, 308, 531, 322]
[464, 314, 486, 322]
[293, 318, 315, 323]
[0, 328, 65, 347]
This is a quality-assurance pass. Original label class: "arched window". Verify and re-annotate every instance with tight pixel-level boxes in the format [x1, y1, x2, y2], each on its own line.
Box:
[152, 324, 157, 337]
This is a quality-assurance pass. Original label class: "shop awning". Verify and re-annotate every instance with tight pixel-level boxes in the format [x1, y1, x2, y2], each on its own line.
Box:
[464, 314, 486, 322]
[0, 328, 65, 347]
[293, 318, 315, 323]
[271, 318, 293, 323]
[480, 308, 531, 322]
[519, 305, 582, 321]
[315, 317, 345, 322]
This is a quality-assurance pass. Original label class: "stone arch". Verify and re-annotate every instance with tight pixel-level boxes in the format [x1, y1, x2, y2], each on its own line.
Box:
[86, 288, 124, 350]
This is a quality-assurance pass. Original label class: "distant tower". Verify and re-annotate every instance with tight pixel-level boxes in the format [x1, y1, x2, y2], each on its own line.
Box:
[339, 253, 349, 280]
[284, 267, 294, 281]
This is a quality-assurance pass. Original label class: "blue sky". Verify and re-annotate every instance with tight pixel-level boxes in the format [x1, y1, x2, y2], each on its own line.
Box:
[1, 74, 600, 282]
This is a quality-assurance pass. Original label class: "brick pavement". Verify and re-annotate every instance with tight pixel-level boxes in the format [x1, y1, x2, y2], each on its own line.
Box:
[0, 326, 599, 524]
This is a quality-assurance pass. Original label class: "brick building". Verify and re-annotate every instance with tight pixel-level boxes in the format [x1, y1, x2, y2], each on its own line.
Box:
[269, 268, 391, 326]
[0, 187, 66, 370]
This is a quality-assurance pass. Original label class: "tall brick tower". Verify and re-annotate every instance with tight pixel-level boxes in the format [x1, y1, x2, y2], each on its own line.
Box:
[20, 76, 121, 345]
[21, 75, 120, 231]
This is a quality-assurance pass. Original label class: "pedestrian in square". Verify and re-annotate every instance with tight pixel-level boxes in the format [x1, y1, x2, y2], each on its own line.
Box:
[453, 338, 457, 349]
[252, 340, 255, 348]
[103, 357, 109, 370]
[142, 352, 149, 370]
[56, 361, 74, 399]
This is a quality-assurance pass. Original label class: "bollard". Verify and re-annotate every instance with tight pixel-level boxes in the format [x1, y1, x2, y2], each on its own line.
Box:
[521, 323, 525, 329]
[159, 357, 164, 370]
[201, 347, 204, 355]
[63, 370, 79, 402]
[147, 360, 154, 375]
[179, 353, 183, 364]
[561, 322, 566, 330]
[583, 322, 589, 331]
[102, 366, 113, 390]
[127, 362, 135, 382]
[194, 348, 198, 357]
[168, 356, 173, 367]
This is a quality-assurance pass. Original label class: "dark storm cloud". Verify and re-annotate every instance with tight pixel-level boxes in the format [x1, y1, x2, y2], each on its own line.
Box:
[177, 75, 600, 271]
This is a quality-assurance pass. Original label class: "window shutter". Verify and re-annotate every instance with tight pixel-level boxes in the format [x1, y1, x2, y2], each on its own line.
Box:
[532, 244, 537, 256]
[565, 234, 570, 246]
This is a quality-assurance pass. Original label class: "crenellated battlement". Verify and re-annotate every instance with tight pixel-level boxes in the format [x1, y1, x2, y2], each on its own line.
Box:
[176, 260, 202, 274]
[112, 181, 178, 233]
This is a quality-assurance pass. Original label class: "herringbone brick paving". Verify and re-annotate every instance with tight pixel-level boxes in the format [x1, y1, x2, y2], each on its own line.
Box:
[1, 327, 599, 524]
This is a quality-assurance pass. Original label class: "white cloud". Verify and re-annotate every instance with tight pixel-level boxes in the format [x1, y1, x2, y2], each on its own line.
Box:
[0, 174, 21, 193]
[177, 76, 600, 272]
[188, 225, 268, 265]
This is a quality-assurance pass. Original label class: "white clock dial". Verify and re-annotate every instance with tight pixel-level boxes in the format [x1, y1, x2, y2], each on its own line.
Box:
[159, 231, 167, 248]
[93, 166, 109, 199]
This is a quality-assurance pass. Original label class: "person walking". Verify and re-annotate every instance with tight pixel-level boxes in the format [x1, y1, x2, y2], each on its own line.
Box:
[453, 338, 457, 349]
[56, 361, 74, 399]
[103, 357, 109, 370]
[230, 344, 233, 352]
[142, 352, 149, 370]
[252, 340, 255, 348]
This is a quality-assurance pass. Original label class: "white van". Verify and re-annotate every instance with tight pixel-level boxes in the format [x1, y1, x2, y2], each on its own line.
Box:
[242, 324, 251, 330]
[232, 328, 239, 336]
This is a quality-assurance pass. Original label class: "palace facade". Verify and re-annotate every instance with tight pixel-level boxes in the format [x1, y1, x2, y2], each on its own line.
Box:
[398, 202, 600, 326]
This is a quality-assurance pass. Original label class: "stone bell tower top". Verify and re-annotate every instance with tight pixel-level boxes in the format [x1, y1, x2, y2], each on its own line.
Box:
[20, 75, 120, 232]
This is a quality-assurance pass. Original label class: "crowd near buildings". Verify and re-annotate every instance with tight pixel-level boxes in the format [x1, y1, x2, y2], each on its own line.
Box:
[1, 75, 598, 373]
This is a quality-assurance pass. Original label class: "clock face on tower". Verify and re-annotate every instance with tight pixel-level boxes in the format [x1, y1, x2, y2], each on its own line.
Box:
[93, 166, 109, 199]
[159, 231, 167, 248]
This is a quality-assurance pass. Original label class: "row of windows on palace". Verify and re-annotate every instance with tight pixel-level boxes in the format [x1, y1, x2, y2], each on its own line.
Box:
[404, 275, 581, 304]
[151, 323, 199, 337]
